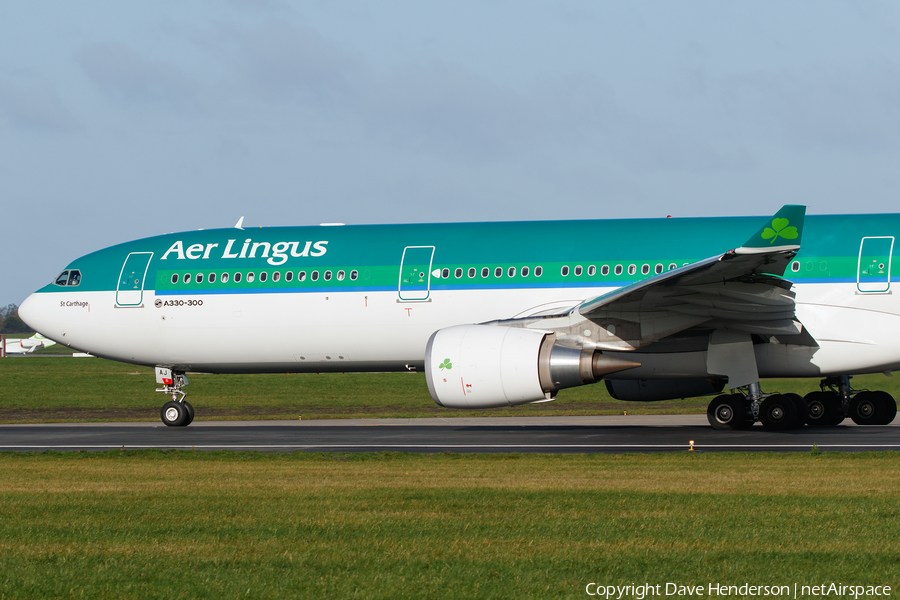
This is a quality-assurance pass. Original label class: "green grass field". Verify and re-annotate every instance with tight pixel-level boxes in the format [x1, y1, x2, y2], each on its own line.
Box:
[2, 349, 899, 422]
[0, 451, 898, 598]
[3, 339, 899, 598]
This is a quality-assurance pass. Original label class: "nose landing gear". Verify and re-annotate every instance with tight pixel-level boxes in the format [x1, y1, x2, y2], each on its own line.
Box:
[161, 399, 194, 426]
[155, 367, 194, 427]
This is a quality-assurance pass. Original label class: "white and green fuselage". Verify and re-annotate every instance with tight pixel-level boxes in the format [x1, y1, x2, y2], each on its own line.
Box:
[18, 210, 900, 413]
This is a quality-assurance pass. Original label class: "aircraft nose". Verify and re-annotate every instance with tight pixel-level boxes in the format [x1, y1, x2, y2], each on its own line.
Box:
[17, 293, 39, 332]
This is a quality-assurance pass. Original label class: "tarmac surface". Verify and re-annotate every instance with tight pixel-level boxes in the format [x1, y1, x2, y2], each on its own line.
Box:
[2, 414, 899, 453]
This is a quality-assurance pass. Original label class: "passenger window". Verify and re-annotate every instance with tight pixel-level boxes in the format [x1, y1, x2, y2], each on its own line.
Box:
[171, 274, 178, 284]
[481, 267, 489, 278]
[668, 263, 677, 271]
[535, 266, 543, 277]
[614, 265, 623, 275]
[655, 264, 663, 274]
[522, 266, 529, 277]
[350, 270, 358, 280]
[209, 273, 216, 283]
[285, 271, 293, 282]
[641, 264, 649, 275]
[273, 272, 280, 282]
[628, 265, 636, 275]
[468, 268, 476, 278]
[442, 268, 449, 279]
[234, 273, 242, 283]
[221, 273, 229, 283]
[259, 272, 267, 282]
[508, 267, 516, 277]
[196, 273, 204, 284]
[183, 273, 191, 284]
[601, 265, 609, 276]
[588, 266, 596, 276]
[561, 266, 569, 276]
[494, 267, 502, 278]
[574, 265, 582, 276]
[455, 268, 462, 278]
[337, 270, 345, 281]
[324, 271, 332, 281]
[55, 271, 69, 286]
[298, 271, 306, 282]
[247, 272, 255, 283]
[67, 270, 81, 286]
[311, 271, 319, 281]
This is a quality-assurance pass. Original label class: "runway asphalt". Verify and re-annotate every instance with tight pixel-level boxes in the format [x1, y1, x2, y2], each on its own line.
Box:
[1, 414, 899, 453]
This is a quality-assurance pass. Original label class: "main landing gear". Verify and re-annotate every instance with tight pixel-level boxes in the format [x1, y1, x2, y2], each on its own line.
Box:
[155, 367, 194, 427]
[707, 376, 897, 431]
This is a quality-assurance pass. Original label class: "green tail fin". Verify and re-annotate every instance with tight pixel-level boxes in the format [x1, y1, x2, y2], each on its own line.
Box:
[740, 205, 806, 251]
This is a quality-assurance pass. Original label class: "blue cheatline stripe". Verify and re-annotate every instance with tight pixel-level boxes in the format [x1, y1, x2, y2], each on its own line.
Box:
[791, 277, 858, 284]
[430, 281, 623, 291]
[153, 277, 853, 296]
[156, 286, 395, 295]
[154, 282, 626, 296]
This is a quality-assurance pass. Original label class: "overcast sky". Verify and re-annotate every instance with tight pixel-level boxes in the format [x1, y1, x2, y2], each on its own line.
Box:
[2, 1, 899, 306]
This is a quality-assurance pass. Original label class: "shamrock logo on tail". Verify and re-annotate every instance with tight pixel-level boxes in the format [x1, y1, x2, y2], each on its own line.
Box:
[761, 218, 798, 245]
[439, 358, 453, 371]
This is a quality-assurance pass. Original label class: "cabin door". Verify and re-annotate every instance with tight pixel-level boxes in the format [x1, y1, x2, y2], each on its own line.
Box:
[398, 246, 435, 301]
[857, 237, 893, 293]
[116, 252, 153, 306]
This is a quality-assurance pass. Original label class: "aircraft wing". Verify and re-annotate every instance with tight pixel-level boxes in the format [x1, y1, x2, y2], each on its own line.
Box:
[486, 205, 809, 351]
[572, 205, 807, 349]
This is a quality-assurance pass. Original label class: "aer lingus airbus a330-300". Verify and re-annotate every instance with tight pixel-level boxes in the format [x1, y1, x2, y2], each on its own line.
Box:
[17, 205, 900, 430]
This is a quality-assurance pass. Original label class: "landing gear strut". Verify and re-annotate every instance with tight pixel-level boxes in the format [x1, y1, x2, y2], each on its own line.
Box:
[155, 367, 193, 427]
[706, 375, 897, 430]
[707, 385, 807, 431]
[812, 376, 897, 426]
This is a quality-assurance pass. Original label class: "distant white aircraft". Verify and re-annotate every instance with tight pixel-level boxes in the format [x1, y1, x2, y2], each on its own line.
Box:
[2, 333, 56, 354]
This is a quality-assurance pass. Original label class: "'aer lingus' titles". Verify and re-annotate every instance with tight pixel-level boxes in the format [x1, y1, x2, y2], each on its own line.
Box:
[160, 238, 328, 266]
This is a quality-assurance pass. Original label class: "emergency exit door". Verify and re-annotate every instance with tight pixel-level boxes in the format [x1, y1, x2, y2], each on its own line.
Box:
[857, 237, 893, 293]
[117, 252, 153, 306]
[398, 246, 435, 301]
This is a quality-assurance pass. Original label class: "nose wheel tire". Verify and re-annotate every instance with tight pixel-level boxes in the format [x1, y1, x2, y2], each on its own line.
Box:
[183, 401, 195, 425]
[161, 400, 191, 427]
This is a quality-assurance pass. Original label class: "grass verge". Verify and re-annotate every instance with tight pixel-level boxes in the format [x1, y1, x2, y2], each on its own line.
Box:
[0, 451, 898, 598]
[0, 357, 715, 422]
[3, 355, 900, 423]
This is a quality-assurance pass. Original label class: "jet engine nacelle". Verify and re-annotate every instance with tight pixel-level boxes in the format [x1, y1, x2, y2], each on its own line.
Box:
[425, 324, 640, 409]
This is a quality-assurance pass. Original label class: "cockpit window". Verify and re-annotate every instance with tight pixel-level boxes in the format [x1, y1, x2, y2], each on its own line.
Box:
[55, 270, 81, 286]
